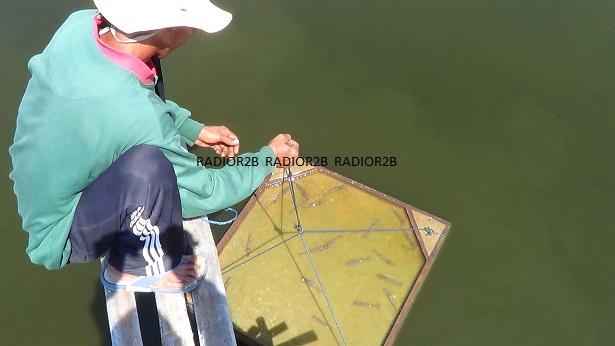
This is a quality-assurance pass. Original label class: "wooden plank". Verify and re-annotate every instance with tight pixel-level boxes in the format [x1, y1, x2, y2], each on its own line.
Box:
[155, 291, 195, 346]
[104, 287, 144, 346]
[184, 217, 237, 346]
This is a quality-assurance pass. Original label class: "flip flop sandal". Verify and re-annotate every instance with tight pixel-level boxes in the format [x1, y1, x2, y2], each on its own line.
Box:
[100, 258, 206, 294]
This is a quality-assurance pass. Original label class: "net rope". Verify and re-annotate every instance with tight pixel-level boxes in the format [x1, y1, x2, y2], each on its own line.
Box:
[286, 168, 348, 346]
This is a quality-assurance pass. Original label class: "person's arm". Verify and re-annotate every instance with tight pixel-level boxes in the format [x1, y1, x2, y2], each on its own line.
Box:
[166, 133, 298, 217]
[165, 99, 203, 145]
[166, 100, 240, 157]
[171, 144, 276, 217]
[128, 96, 298, 218]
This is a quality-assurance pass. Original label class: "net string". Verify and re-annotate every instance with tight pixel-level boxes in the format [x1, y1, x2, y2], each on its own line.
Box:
[221, 233, 299, 275]
[221, 226, 444, 274]
[286, 168, 348, 346]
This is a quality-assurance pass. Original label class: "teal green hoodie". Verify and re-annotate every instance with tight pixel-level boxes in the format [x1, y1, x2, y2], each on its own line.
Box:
[8, 10, 275, 270]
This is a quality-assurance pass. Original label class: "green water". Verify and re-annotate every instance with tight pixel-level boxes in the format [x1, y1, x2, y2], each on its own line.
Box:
[1, 0, 614, 345]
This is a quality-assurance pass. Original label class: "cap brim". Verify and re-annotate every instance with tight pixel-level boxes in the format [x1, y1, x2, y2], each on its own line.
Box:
[93, 0, 232, 34]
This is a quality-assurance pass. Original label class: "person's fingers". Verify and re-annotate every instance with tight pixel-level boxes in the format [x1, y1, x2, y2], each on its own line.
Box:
[221, 142, 236, 157]
[280, 140, 298, 158]
[178, 255, 203, 281]
[273, 133, 290, 144]
[288, 147, 299, 158]
[200, 126, 238, 145]
[214, 145, 226, 157]
[172, 272, 196, 285]
[179, 273, 196, 283]
[269, 133, 299, 160]
[183, 278, 197, 285]
[175, 264, 197, 279]
[193, 262, 202, 276]
[223, 145, 232, 158]
[213, 145, 222, 156]
[225, 129, 239, 142]
[226, 144, 234, 157]
[212, 126, 240, 147]
[178, 263, 195, 272]
[218, 135, 239, 146]
[288, 140, 299, 151]
[164, 272, 184, 284]
[182, 255, 196, 264]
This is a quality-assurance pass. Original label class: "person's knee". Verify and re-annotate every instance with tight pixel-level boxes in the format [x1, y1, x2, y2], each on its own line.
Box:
[116, 145, 176, 187]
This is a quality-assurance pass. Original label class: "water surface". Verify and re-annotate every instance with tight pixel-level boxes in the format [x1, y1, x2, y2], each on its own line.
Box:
[1, 0, 614, 345]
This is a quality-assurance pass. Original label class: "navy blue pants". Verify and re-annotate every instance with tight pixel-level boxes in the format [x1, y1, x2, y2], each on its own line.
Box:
[68, 145, 187, 276]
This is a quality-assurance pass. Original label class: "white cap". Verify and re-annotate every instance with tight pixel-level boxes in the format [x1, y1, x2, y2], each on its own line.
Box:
[93, 0, 233, 34]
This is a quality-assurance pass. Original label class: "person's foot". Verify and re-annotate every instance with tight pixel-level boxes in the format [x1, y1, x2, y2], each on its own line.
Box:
[105, 255, 202, 290]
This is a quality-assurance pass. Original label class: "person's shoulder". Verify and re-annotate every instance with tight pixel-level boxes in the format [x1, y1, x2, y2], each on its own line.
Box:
[28, 8, 133, 99]
[51, 9, 97, 36]
[43, 9, 97, 55]
[65, 9, 98, 24]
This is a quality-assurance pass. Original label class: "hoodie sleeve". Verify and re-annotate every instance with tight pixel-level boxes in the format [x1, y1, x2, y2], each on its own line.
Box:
[126, 94, 276, 218]
[165, 99, 203, 146]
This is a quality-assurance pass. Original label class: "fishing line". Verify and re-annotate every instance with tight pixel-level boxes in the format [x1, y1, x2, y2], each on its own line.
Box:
[300, 227, 446, 238]
[222, 225, 444, 273]
[287, 168, 348, 346]
[221, 233, 299, 274]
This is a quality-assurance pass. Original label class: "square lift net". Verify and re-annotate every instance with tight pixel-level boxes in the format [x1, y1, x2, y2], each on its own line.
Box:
[216, 166, 450, 346]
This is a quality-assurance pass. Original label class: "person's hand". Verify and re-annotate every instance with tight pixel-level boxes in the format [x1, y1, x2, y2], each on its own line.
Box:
[268, 134, 300, 165]
[195, 126, 240, 158]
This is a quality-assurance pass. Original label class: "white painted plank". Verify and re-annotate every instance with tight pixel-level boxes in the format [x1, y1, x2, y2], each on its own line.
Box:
[155, 291, 195, 346]
[103, 216, 236, 346]
[184, 218, 237, 346]
[104, 286, 143, 346]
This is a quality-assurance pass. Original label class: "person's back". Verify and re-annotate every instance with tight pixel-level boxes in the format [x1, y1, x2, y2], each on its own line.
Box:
[10, 10, 138, 268]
